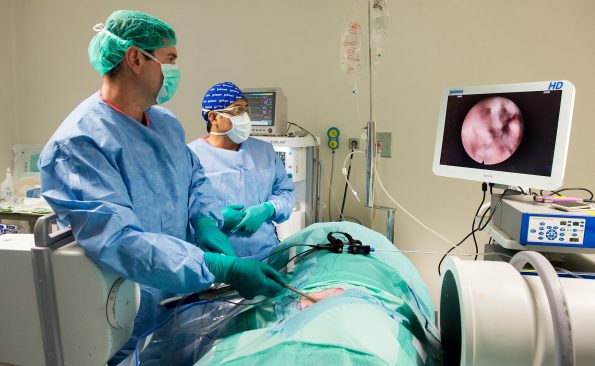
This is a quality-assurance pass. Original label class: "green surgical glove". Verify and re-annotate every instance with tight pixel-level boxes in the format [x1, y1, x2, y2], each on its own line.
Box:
[221, 204, 246, 230]
[204, 252, 286, 299]
[231, 202, 275, 234]
[193, 216, 236, 256]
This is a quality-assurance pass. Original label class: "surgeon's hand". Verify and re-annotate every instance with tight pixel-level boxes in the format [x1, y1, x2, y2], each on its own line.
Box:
[204, 252, 286, 299]
[231, 202, 275, 234]
[193, 216, 236, 256]
[222, 204, 246, 230]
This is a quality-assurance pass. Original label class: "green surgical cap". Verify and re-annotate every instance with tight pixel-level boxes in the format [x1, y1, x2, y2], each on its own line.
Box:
[88, 10, 177, 75]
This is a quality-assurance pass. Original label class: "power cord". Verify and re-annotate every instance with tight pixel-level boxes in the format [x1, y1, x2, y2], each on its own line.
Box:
[341, 150, 364, 201]
[437, 188, 517, 275]
[340, 142, 357, 220]
[471, 182, 488, 261]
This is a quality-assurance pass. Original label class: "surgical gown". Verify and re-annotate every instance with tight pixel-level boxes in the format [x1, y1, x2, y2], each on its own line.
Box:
[187, 137, 295, 259]
[38, 93, 222, 361]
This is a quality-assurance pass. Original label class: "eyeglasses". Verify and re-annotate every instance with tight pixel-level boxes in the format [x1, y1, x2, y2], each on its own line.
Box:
[213, 105, 250, 116]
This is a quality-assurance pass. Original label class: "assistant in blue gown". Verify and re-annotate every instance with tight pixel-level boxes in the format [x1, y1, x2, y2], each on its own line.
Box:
[188, 136, 295, 259]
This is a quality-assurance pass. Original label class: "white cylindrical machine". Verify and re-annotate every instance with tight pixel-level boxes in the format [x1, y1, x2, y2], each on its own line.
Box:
[440, 255, 595, 366]
[0, 215, 140, 366]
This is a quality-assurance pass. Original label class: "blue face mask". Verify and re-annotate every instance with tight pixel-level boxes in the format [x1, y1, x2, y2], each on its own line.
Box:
[138, 48, 180, 104]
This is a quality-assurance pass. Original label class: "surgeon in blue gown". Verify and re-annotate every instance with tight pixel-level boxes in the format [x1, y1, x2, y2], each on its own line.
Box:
[188, 82, 295, 260]
[38, 11, 285, 364]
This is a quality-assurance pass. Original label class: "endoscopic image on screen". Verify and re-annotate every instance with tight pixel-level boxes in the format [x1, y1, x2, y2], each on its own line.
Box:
[461, 97, 523, 165]
[439, 90, 562, 177]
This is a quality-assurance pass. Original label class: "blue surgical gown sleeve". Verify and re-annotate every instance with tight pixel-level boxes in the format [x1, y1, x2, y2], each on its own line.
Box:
[188, 149, 223, 227]
[267, 150, 296, 224]
[40, 138, 215, 293]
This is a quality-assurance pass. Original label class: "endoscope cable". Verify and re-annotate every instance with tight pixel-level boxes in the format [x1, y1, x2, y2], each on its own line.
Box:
[259, 243, 316, 263]
[540, 187, 594, 201]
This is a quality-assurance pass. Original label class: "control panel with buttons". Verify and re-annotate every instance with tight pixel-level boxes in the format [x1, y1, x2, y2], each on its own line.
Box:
[526, 216, 586, 245]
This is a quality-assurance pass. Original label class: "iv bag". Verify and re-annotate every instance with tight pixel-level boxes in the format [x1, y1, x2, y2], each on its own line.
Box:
[370, 0, 389, 63]
[340, 1, 363, 75]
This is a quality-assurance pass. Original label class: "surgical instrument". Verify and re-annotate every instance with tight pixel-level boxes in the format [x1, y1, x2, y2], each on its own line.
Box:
[285, 284, 318, 303]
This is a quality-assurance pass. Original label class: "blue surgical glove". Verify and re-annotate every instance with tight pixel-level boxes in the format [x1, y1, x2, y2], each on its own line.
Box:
[204, 252, 286, 299]
[221, 204, 246, 230]
[231, 202, 275, 234]
[193, 216, 236, 256]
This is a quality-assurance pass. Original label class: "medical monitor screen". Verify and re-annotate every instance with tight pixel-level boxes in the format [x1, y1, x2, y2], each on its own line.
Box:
[441, 91, 561, 175]
[246, 92, 276, 126]
[433, 81, 575, 189]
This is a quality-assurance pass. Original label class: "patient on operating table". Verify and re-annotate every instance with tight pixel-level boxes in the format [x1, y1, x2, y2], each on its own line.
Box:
[129, 222, 441, 366]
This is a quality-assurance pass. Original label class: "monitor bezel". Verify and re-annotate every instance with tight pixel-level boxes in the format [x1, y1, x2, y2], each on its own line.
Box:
[432, 80, 575, 190]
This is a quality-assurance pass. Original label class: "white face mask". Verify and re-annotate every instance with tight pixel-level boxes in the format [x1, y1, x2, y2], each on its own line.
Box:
[211, 112, 252, 144]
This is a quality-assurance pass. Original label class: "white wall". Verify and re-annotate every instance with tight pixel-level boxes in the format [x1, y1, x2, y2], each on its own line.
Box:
[0, 0, 15, 175]
[9, 0, 595, 304]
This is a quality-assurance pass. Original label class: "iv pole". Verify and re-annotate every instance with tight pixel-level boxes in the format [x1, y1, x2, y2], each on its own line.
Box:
[365, 0, 375, 208]
[364, 0, 396, 242]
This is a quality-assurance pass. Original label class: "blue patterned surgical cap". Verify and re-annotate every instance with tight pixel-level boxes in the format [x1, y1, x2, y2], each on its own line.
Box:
[201, 82, 246, 123]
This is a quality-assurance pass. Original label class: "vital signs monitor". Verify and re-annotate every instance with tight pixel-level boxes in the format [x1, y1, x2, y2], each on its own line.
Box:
[244, 87, 288, 136]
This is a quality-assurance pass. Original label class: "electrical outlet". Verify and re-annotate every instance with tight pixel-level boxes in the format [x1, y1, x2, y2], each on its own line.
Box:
[348, 138, 360, 150]
[376, 132, 392, 157]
